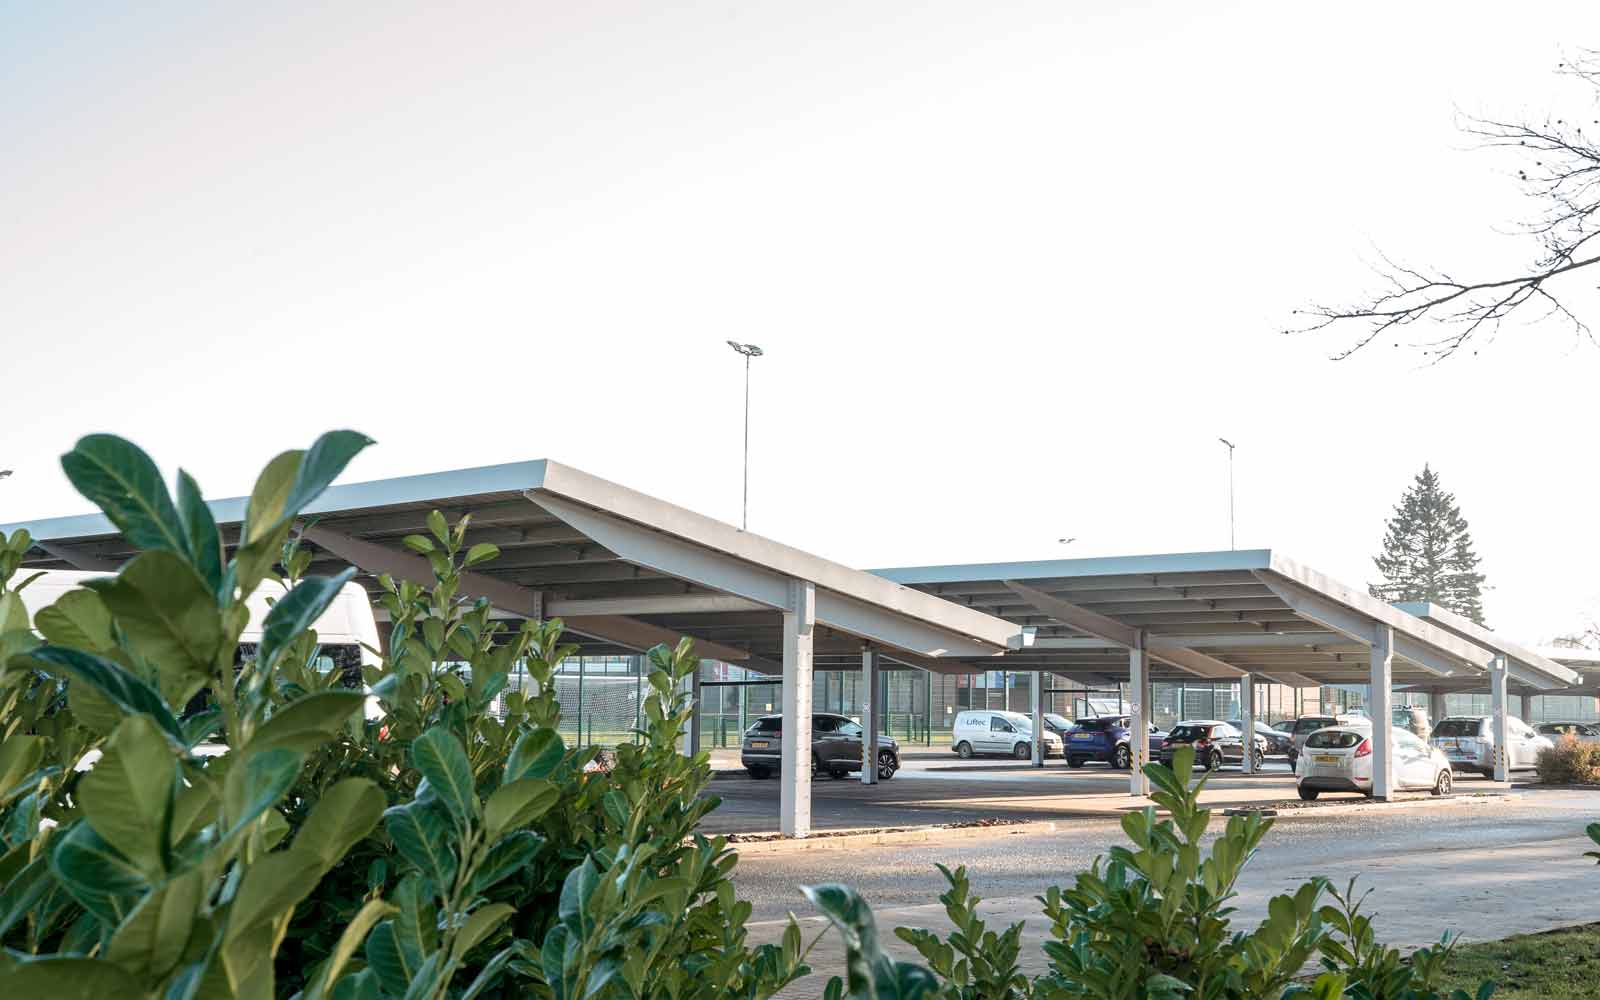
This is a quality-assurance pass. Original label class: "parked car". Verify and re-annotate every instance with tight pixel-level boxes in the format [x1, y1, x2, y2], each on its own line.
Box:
[1295, 724, 1452, 799]
[1429, 715, 1552, 778]
[1391, 705, 1432, 739]
[1272, 719, 1295, 733]
[741, 713, 901, 780]
[1043, 712, 1076, 741]
[1285, 715, 1366, 768]
[1228, 719, 1293, 757]
[1536, 721, 1600, 743]
[951, 710, 1064, 759]
[1062, 715, 1166, 769]
[1156, 720, 1265, 771]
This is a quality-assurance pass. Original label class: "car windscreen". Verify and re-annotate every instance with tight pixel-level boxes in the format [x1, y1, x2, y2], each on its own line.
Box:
[1293, 718, 1334, 734]
[1166, 725, 1210, 742]
[748, 718, 780, 734]
[1075, 719, 1106, 731]
[1045, 714, 1072, 729]
[1431, 720, 1482, 738]
[1305, 730, 1363, 749]
[1541, 723, 1591, 736]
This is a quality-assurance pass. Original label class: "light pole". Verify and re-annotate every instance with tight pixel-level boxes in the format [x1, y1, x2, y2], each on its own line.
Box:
[1217, 437, 1236, 550]
[726, 341, 763, 530]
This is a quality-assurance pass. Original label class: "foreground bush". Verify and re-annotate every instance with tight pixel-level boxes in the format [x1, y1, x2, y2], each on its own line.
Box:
[0, 432, 813, 998]
[1535, 732, 1600, 785]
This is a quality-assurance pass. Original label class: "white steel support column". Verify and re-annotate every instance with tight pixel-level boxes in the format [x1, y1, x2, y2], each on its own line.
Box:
[1240, 674, 1257, 775]
[687, 668, 703, 756]
[1491, 654, 1509, 782]
[781, 580, 816, 837]
[1370, 624, 1394, 801]
[1429, 689, 1447, 732]
[1030, 672, 1045, 767]
[860, 647, 880, 785]
[1519, 691, 1534, 724]
[1129, 631, 1151, 796]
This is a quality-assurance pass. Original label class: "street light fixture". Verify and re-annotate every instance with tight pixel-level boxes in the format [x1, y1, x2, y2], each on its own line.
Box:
[1058, 537, 1076, 545]
[1217, 437, 1236, 550]
[726, 341, 764, 530]
[0, 470, 11, 480]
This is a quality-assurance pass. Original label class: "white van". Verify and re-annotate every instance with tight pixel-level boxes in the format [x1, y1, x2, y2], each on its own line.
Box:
[951, 709, 1063, 760]
[16, 569, 383, 720]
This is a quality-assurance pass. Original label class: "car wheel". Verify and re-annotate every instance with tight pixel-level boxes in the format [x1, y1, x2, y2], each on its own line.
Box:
[1206, 749, 1223, 772]
[877, 751, 897, 780]
[1297, 786, 1319, 801]
[1433, 769, 1452, 796]
[956, 741, 974, 759]
[1252, 749, 1265, 770]
[747, 767, 769, 780]
[1286, 751, 1298, 770]
[1067, 755, 1085, 769]
[1113, 744, 1132, 769]
[1013, 742, 1032, 760]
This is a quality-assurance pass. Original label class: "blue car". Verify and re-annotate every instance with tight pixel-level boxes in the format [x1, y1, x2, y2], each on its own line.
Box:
[1064, 715, 1167, 769]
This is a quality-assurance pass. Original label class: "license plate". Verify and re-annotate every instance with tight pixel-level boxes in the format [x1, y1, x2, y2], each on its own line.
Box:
[751, 741, 769, 748]
[1071, 733, 1093, 741]
[1313, 754, 1339, 764]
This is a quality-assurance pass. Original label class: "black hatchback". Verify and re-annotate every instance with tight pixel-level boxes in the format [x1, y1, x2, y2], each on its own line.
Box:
[741, 713, 901, 781]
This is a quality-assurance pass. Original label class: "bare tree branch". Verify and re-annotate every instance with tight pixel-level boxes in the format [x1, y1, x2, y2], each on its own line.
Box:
[1296, 49, 1600, 360]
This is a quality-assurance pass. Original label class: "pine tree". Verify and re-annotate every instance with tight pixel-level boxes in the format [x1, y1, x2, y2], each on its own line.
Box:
[1368, 465, 1487, 624]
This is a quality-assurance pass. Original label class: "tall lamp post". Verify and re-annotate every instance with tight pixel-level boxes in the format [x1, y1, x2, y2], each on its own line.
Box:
[726, 342, 763, 530]
[1217, 437, 1236, 550]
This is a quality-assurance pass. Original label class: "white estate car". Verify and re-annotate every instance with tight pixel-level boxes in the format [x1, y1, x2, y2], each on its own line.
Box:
[1295, 723, 1454, 799]
[951, 710, 1063, 759]
[1429, 716, 1552, 778]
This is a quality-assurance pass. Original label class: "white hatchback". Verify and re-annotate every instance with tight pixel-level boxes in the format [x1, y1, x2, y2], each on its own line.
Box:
[1295, 724, 1453, 800]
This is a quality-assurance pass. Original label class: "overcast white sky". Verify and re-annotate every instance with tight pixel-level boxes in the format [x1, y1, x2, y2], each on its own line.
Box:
[3, 2, 1598, 642]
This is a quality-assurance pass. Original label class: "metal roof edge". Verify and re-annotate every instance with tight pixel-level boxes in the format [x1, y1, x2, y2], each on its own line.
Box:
[531, 461, 1016, 651]
[869, 549, 1276, 586]
[1262, 554, 1494, 670]
[1393, 601, 1580, 687]
[0, 459, 552, 541]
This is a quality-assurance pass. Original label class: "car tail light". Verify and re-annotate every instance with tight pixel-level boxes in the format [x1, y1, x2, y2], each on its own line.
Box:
[1354, 738, 1372, 758]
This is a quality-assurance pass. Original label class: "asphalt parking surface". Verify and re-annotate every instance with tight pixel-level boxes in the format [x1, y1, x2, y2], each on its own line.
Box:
[701, 753, 1412, 835]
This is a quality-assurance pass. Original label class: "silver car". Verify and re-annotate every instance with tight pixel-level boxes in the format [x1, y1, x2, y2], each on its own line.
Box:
[1536, 721, 1600, 744]
[1429, 715, 1552, 778]
[1296, 724, 1453, 799]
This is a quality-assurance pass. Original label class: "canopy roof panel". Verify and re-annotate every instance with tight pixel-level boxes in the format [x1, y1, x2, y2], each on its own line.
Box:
[2, 459, 1015, 669]
[874, 550, 1520, 688]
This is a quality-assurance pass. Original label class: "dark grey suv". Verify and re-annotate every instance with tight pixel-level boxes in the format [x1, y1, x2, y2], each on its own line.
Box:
[741, 713, 901, 781]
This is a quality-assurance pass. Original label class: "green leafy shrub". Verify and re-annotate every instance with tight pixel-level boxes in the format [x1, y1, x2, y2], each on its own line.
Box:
[0, 432, 815, 999]
[1535, 732, 1600, 784]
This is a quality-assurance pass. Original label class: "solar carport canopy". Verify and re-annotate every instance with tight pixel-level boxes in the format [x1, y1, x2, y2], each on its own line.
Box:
[873, 550, 1498, 686]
